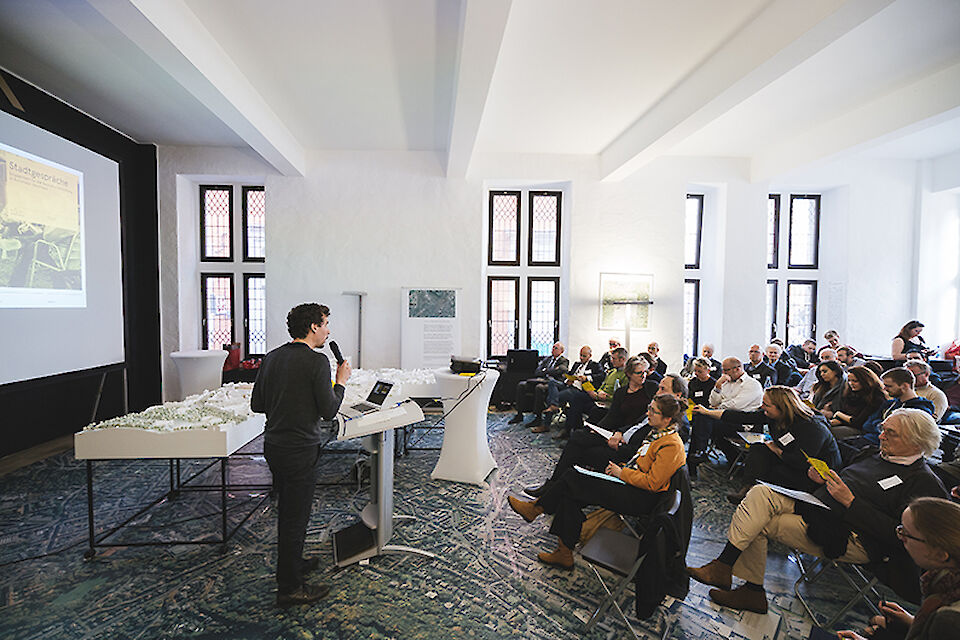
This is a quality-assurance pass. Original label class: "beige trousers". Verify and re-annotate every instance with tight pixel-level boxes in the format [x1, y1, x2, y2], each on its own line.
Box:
[728, 485, 870, 585]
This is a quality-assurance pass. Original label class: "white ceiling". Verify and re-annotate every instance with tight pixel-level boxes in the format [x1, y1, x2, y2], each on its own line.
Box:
[0, 0, 958, 180]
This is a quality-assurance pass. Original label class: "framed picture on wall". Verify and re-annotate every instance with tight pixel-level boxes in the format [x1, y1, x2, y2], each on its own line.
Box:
[599, 273, 653, 331]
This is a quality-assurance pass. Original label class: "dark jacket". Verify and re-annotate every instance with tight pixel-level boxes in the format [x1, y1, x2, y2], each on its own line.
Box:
[534, 354, 569, 382]
[567, 358, 605, 388]
[744, 361, 777, 387]
[787, 344, 817, 370]
[600, 381, 659, 431]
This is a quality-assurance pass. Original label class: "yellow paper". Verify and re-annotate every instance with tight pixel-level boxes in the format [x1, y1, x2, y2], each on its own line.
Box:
[581, 381, 595, 393]
[803, 449, 831, 480]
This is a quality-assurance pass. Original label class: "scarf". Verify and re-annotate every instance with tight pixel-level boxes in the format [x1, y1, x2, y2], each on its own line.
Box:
[623, 426, 678, 470]
[914, 568, 960, 629]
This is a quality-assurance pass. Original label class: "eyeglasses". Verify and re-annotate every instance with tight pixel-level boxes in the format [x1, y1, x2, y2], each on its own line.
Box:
[896, 524, 926, 543]
[722, 366, 741, 372]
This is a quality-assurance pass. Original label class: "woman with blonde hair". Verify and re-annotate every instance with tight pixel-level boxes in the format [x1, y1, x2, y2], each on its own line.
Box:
[839, 497, 960, 640]
[692, 385, 840, 503]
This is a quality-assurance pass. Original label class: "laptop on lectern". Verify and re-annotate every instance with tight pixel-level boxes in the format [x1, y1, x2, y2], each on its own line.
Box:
[339, 380, 394, 418]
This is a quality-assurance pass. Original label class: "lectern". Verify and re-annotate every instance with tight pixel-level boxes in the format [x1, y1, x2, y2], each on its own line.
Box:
[331, 400, 435, 566]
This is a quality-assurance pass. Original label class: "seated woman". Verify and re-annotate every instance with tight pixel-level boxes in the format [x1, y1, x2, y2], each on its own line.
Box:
[825, 365, 887, 439]
[687, 408, 947, 614]
[692, 386, 840, 504]
[892, 320, 935, 361]
[838, 497, 960, 640]
[507, 394, 686, 569]
[811, 360, 845, 412]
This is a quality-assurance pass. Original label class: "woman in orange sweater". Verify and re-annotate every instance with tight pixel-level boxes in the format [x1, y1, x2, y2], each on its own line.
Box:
[507, 394, 687, 568]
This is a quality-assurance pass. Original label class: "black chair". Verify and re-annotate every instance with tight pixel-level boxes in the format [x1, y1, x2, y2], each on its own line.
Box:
[580, 468, 692, 639]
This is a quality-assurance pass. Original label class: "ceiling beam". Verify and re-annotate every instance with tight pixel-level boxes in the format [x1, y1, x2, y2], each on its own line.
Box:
[751, 60, 960, 182]
[88, 0, 305, 176]
[445, 0, 512, 178]
[599, 0, 894, 182]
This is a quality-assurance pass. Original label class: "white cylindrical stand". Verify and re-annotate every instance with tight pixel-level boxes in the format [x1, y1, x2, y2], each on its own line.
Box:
[170, 350, 227, 400]
[431, 368, 499, 485]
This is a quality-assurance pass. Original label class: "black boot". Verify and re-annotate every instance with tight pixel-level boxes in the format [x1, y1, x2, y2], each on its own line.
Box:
[508, 412, 525, 424]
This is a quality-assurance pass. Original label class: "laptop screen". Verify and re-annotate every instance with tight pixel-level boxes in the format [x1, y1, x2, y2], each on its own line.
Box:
[366, 381, 393, 405]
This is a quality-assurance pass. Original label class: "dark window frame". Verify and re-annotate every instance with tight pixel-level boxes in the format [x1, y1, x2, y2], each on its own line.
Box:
[786, 279, 818, 344]
[486, 275, 520, 358]
[199, 185, 234, 262]
[684, 278, 700, 355]
[787, 194, 821, 269]
[526, 276, 560, 352]
[685, 194, 704, 269]
[241, 185, 265, 263]
[488, 190, 521, 266]
[200, 272, 235, 350]
[768, 194, 780, 269]
[243, 273, 266, 358]
[766, 279, 779, 341]
[527, 191, 562, 267]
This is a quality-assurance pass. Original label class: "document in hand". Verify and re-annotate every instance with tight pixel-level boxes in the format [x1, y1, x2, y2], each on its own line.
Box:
[738, 431, 771, 445]
[586, 421, 614, 440]
[759, 481, 828, 509]
[574, 465, 626, 485]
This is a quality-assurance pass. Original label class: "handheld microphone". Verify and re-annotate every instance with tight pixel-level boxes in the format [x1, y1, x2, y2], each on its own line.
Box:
[329, 340, 345, 365]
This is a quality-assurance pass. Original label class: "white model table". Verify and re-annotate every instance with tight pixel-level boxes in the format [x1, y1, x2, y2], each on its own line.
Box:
[430, 368, 499, 485]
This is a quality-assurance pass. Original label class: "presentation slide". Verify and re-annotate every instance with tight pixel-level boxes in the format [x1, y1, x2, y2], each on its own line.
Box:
[0, 109, 124, 386]
[0, 141, 85, 307]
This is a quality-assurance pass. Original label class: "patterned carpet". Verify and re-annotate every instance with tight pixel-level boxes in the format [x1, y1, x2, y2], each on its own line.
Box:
[0, 413, 892, 639]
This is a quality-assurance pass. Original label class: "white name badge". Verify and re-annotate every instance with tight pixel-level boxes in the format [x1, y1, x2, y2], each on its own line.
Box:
[878, 475, 903, 490]
[752, 374, 760, 379]
[778, 432, 795, 446]
[694, 390, 704, 397]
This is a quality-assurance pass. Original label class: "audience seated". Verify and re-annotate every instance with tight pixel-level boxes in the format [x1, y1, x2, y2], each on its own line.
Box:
[837, 345, 868, 370]
[906, 360, 948, 422]
[892, 320, 935, 361]
[687, 408, 947, 614]
[744, 344, 777, 387]
[638, 352, 663, 383]
[811, 360, 846, 412]
[688, 357, 764, 476]
[507, 394, 687, 569]
[882, 368, 937, 419]
[765, 343, 800, 387]
[538, 345, 605, 433]
[522, 370, 687, 498]
[838, 497, 960, 640]
[818, 329, 843, 356]
[645, 341, 668, 376]
[598, 338, 621, 372]
[796, 348, 837, 400]
[787, 339, 818, 372]
[694, 386, 840, 504]
[555, 347, 628, 437]
[827, 366, 888, 440]
[688, 357, 717, 408]
[508, 342, 569, 427]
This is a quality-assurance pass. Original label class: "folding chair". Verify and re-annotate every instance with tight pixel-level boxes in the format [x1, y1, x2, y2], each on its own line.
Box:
[580, 489, 683, 639]
[792, 552, 883, 629]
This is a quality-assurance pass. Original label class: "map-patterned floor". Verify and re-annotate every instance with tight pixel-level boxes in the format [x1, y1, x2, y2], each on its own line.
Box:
[0, 413, 896, 640]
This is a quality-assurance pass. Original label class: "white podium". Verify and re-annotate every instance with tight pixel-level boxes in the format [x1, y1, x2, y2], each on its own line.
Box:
[170, 350, 227, 400]
[431, 368, 499, 485]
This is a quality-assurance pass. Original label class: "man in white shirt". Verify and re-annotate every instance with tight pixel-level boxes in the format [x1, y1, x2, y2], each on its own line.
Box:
[690, 357, 763, 474]
[906, 360, 948, 421]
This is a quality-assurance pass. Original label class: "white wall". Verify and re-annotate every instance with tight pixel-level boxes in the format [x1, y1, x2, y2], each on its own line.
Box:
[157, 145, 277, 400]
[917, 156, 960, 348]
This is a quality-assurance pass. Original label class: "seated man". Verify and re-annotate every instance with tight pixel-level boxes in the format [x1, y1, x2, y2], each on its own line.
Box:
[538, 345, 604, 433]
[508, 342, 569, 427]
[787, 339, 818, 372]
[689, 357, 763, 470]
[639, 352, 663, 383]
[598, 338, 620, 372]
[523, 373, 688, 497]
[905, 360, 947, 422]
[881, 367, 937, 419]
[765, 343, 800, 387]
[837, 345, 868, 370]
[688, 408, 947, 614]
[646, 341, 668, 376]
[556, 347, 628, 436]
[683, 343, 723, 377]
[744, 344, 776, 387]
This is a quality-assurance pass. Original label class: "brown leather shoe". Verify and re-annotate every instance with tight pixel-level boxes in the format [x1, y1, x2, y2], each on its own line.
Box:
[537, 541, 574, 569]
[725, 485, 750, 505]
[687, 559, 732, 590]
[531, 423, 550, 433]
[276, 583, 330, 607]
[507, 495, 544, 523]
[709, 585, 768, 614]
